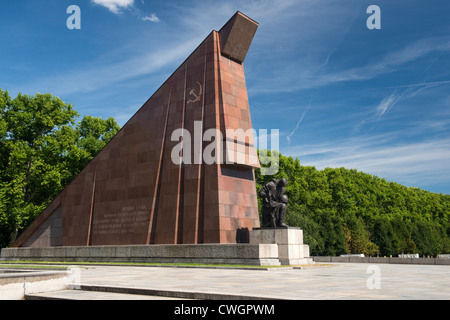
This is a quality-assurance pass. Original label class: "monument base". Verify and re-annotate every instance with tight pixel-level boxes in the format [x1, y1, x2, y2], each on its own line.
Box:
[0, 244, 281, 266]
[1, 228, 314, 266]
[249, 227, 314, 265]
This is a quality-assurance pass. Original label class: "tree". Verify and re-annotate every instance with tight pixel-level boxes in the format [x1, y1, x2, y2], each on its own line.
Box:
[391, 219, 416, 254]
[0, 90, 78, 244]
[412, 222, 443, 256]
[316, 211, 347, 256]
[70, 115, 120, 176]
[343, 213, 379, 256]
[0, 89, 120, 247]
[286, 204, 322, 255]
[371, 218, 396, 256]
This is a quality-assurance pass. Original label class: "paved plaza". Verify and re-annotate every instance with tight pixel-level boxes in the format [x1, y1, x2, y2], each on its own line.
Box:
[57, 262, 450, 300]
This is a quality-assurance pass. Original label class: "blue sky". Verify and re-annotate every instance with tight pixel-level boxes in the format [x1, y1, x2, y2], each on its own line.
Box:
[1, 0, 450, 194]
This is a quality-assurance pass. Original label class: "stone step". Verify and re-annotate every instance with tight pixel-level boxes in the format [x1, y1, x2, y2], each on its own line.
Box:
[25, 284, 271, 300]
[25, 289, 186, 300]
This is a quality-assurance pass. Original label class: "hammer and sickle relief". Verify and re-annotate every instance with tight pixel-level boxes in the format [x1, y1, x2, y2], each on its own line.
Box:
[187, 81, 202, 104]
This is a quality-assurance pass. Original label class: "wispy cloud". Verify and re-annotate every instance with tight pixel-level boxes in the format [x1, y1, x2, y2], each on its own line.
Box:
[20, 37, 199, 96]
[91, 0, 134, 14]
[388, 80, 450, 89]
[91, 0, 161, 23]
[376, 93, 396, 119]
[249, 36, 450, 95]
[336, 38, 450, 84]
[374, 89, 412, 120]
[142, 13, 159, 22]
[373, 82, 444, 122]
[286, 136, 450, 188]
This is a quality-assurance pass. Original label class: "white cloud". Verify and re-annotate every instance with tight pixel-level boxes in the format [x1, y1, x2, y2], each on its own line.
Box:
[376, 94, 395, 119]
[325, 38, 450, 86]
[91, 0, 134, 14]
[388, 80, 450, 89]
[21, 37, 199, 96]
[372, 84, 442, 122]
[248, 35, 450, 95]
[142, 13, 160, 22]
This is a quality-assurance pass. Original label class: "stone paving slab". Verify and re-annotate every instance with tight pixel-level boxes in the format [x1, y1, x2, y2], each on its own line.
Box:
[70, 263, 450, 300]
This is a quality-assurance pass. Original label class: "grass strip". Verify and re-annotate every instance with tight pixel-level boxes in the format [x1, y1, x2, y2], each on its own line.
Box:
[0, 260, 296, 269]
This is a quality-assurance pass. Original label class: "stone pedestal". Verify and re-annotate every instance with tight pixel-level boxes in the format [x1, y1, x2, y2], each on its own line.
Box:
[249, 227, 313, 265]
[1, 244, 281, 266]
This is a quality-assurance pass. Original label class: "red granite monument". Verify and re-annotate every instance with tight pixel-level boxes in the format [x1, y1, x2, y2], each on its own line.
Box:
[11, 12, 261, 248]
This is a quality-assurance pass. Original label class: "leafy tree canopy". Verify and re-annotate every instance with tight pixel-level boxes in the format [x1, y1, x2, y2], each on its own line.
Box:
[0, 89, 120, 247]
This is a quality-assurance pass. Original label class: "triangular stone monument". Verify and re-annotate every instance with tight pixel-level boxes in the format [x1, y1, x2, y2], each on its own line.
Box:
[11, 12, 262, 248]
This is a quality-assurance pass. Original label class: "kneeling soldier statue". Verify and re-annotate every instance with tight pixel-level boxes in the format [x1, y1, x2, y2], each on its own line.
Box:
[258, 178, 289, 228]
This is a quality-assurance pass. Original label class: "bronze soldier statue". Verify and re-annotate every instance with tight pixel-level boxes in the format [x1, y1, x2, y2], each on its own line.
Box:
[258, 178, 289, 228]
